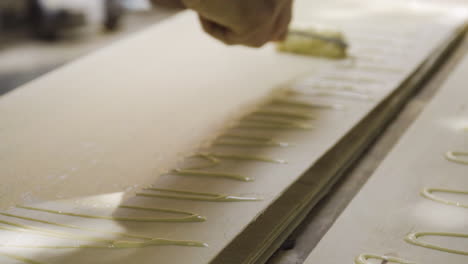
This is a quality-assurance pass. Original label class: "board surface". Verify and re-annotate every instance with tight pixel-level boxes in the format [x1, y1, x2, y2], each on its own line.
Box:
[0, 12, 329, 209]
[304, 29, 468, 264]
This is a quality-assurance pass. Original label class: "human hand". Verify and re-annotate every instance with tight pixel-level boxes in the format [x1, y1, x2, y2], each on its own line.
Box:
[150, 0, 186, 9]
[183, 0, 293, 47]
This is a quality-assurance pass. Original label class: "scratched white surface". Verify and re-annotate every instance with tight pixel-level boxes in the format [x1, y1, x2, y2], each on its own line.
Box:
[304, 25, 468, 264]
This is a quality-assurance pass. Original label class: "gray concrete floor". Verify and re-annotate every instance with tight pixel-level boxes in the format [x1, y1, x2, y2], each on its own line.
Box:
[0, 8, 175, 96]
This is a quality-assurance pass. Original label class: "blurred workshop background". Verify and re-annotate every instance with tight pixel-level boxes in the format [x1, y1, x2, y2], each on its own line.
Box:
[0, 0, 179, 96]
[0, 0, 466, 96]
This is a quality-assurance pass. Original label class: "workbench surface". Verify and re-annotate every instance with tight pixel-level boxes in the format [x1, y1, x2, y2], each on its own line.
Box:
[268, 29, 468, 264]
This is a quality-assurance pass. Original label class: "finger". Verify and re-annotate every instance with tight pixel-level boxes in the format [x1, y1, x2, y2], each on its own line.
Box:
[228, 14, 279, 47]
[200, 15, 264, 47]
[272, 0, 292, 41]
[198, 16, 235, 45]
[239, 0, 291, 46]
[225, 28, 269, 47]
[227, 28, 271, 47]
[197, 0, 292, 47]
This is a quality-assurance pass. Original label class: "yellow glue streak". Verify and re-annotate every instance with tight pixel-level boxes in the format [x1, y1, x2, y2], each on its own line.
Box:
[354, 253, 415, 264]
[270, 98, 344, 110]
[336, 63, 403, 73]
[220, 133, 276, 142]
[240, 116, 313, 129]
[251, 108, 315, 120]
[421, 188, 468, 209]
[405, 232, 468, 255]
[445, 151, 468, 165]
[234, 123, 312, 130]
[308, 83, 362, 92]
[0, 211, 174, 241]
[0, 215, 206, 249]
[321, 75, 379, 84]
[287, 88, 372, 101]
[0, 240, 207, 249]
[173, 153, 266, 182]
[16, 205, 205, 223]
[200, 152, 287, 164]
[181, 153, 221, 170]
[170, 169, 254, 182]
[137, 188, 261, 202]
[213, 140, 290, 147]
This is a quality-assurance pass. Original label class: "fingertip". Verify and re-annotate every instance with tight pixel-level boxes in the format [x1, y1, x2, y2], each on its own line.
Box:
[198, 16, 232, 44]
[236, 34, 269, 47]
[246, 42, 267, 48]
[274, 28, 288, 41]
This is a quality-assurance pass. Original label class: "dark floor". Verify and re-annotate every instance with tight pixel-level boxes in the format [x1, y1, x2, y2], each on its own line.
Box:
[0, 65, 58, 95]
